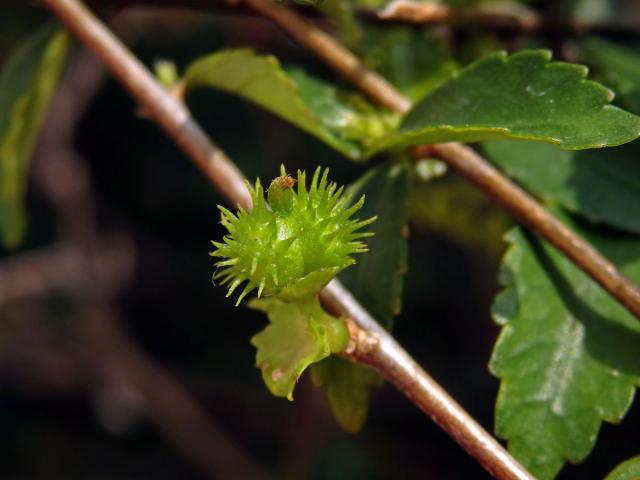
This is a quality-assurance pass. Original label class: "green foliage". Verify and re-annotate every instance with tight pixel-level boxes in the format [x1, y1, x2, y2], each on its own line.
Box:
[313, 159, 410, 431]
[212, 166, 375, 399]
[311, 356, 382, 432]
[339, 160, 410, 330]
[251, 296, 349, 400]
[184, 49, 396, 160]
[0, 24, 69, 248]
[8, 2, 640, 478]
[605, 456, 640, 480]
[483, 140, 640, 234]
[491, 210, 640, 479]
[368, 50, 640, 156]
[184, 47, 640, 169]
[176, 10, 640, 475]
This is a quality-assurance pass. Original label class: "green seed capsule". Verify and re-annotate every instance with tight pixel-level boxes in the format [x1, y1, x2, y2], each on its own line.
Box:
[210, 165, 376, 304]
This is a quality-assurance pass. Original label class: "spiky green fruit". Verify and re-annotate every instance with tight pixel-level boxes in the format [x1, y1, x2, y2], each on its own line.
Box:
[211, 166, 376, 304]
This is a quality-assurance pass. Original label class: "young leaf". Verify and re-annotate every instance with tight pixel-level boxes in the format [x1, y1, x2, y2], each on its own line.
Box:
[0, 24, 69, 248]
[368, 50, 640, 156]
[483, 140, 640, 235]
[580, 38, 640, 114]
[311, 356, 382, 433]
[313, 160, 410, 432]
[491, 211, 640, 479]
[251, 296, 348, 400]
[605, 456, 640, 480]
[184, 49, 396, 160]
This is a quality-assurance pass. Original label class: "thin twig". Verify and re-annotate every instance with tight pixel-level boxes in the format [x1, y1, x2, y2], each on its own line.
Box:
[30, 42, 269, 479]
[41, 0, 634, 35]
[378, 0, 540, 31]
[248, 0, 640, 322]
[40, 1, 534, 479]
[378, 0, 451, 23]
[242, 0, 411, 114]
[45, 0, 251, 210]
[324, 285, 533, 480]
[421, 143, 640, 320]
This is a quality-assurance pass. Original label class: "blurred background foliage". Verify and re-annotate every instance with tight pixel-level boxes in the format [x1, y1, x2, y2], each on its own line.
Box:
[1, 1, 640, 479]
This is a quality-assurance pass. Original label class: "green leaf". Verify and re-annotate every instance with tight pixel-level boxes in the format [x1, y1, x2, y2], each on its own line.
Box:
[605, 456, 640, 480]
[184, 49, 396, 160]
[491, 211, 640, 479]
[363, 26, 458, 103]
[313, 160, 410, 432]
[368, 50, 640, 156]
[311, 356, 382, 433]
[483, 140, 640, 234]
[0, 24, 69, 248]
[251, 296, 348, 400]
[580, 38, 640, 114]
[339, 160, 411, 329]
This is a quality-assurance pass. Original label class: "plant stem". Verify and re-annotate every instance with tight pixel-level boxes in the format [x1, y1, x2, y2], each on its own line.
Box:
[41, 0, 533, 478]
[46, 0, 252, 210]
[421, 142, 640, 320]
[245, 0, 640, 322]
[242, 0, 411, 114]
[322, 282, 534, 480]
[33, 44, 270, 480]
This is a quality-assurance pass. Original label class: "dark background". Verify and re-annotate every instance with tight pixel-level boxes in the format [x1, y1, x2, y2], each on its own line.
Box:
[1, 2, 639, 479]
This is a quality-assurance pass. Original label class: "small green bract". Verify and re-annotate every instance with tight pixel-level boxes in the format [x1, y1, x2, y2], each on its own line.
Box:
[210, 166, 376, 304]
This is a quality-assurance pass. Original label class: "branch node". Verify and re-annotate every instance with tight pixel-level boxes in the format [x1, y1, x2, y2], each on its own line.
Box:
[343, 317, 380, 359]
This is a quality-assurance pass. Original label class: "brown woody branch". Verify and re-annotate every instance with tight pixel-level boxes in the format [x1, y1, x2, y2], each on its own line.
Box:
[92, 0, 540, 34]
[377, 0, 540, 31]
[27, 40, 269, 479]
[40, 0, 534, 479]
[242, 0, 411, 113]
[418, 143, 640, 320]
[24, 0, 628, 35]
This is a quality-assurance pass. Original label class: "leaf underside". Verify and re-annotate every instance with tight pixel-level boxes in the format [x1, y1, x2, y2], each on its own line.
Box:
[491, 211, 640, 479]
[368, 50, 640, 156]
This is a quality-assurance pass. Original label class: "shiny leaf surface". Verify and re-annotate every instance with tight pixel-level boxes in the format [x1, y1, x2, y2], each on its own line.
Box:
[369, 50, 640, 156]
[491, 212, 640, 479]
